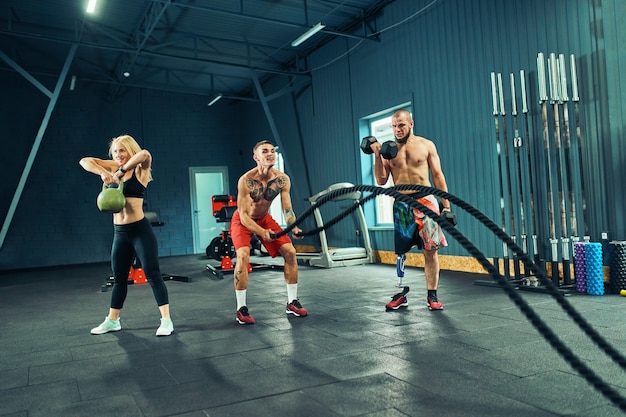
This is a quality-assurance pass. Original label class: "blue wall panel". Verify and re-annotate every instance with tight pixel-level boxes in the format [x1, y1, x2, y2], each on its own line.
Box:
[1, 0, 625, 270]
[267, 0, 626, 260]
[0, 78, 242, 269]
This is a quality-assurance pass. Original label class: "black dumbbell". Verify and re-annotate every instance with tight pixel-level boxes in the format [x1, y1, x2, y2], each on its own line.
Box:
[442, 210, 457, 226]
[360, 136, 377, 154]
[360, 136, 398, 159]
[380, 141, 398, 159]
[438, 201, 457, 226]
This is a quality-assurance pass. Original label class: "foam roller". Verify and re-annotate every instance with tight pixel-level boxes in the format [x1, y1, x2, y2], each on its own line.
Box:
[609, 241, 626, 294]
[574, 242, 587, 293]
[585, 242, 604, 295]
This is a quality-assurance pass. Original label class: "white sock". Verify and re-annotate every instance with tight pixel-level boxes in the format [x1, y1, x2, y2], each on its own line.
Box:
[236, 290, 247, 310]
[287, 283, 298, 303]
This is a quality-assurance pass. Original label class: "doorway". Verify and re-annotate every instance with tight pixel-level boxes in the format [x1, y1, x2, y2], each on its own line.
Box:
[190, 166, 229, 254]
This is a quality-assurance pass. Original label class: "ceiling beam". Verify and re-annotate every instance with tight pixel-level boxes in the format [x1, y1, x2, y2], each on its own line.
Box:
[0, 26, 311, 78]
[152, 0, 380, 41]
[110, 0, 173, 98]
[0, 44, 77, 250]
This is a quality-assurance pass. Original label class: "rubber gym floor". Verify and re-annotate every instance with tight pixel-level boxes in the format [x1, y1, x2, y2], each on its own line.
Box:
[1, 254, 625, 417]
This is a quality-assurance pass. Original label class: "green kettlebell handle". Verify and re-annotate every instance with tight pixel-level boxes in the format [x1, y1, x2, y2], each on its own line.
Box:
[102, 181, 124, 192]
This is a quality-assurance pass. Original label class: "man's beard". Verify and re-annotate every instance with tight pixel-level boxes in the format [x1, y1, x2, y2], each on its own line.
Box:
[396, 133, 410, 144]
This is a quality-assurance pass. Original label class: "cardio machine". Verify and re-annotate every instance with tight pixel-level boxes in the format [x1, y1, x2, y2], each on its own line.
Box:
[296, 182, 375, 268]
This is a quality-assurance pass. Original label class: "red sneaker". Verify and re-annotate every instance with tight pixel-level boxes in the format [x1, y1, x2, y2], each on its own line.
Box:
[236, 306, 255, 324]
[386, 293, 408, 310]
[427, 295, 443, 311]
[286, 299, 308, 317]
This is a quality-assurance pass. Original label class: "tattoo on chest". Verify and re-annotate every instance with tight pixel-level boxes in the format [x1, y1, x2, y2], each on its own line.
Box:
[248, 176, 286, 202]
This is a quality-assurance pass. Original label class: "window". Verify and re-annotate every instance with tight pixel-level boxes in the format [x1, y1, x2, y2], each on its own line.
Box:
[361, 104, 412, 225]
[269, 148, 286, 225]
[369, 116, 395, 224]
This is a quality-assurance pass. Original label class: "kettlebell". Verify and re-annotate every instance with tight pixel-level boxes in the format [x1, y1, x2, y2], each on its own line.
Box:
[97, 181, 126, 213]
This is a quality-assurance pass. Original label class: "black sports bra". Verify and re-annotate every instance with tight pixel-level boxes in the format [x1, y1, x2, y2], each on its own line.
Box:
[123, 170, 146, 199]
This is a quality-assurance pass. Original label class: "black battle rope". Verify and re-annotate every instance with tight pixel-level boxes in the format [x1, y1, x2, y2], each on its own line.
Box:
[272, 184, 626, 410]
[286, 189, 426, 238]
[269, 189, 387, 239]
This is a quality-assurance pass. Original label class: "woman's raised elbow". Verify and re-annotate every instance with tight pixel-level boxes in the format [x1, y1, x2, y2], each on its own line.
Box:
[79, 157, 93, 168]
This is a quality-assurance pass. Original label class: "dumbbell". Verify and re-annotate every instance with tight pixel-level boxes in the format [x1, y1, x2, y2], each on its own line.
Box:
[360, 136, 398, 159]
[442, 210, 457, 226]
[438, 201, 457, 226]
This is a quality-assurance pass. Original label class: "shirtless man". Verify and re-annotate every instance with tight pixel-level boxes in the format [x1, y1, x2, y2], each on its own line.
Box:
[229, 140, 308, 324]
[372, 109, 451, 311]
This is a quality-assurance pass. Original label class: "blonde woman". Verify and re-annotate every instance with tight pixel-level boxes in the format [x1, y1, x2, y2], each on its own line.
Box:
[79, 135, 173, 336]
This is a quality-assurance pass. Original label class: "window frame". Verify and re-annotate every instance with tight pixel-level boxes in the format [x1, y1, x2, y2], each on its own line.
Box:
[359, 103, 412, 226]
[269, 147, 286, 225]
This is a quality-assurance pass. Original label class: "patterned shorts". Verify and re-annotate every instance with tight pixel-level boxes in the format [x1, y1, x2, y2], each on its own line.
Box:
[393, 194, 448, 254]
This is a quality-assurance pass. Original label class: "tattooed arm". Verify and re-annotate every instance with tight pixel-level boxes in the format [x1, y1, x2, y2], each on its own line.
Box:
[279, 174, 303, 239]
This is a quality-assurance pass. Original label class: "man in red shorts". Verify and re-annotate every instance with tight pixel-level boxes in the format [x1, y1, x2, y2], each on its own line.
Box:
[371, 109, 451, 311]
[230, 140, 308, 324]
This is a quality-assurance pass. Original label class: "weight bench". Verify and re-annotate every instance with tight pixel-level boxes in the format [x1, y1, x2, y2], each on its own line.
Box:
[146, 211, 191, 283]
[205, 194, 283, 280]
[101, 210, 191, 291]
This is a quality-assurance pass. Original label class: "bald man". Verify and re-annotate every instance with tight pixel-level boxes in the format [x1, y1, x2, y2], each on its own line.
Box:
[372, 110, 451, 311]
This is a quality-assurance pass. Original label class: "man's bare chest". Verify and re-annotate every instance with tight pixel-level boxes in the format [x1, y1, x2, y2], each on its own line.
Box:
[248, 177, 286, 202]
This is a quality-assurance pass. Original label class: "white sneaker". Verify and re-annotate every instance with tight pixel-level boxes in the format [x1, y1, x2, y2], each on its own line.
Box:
[156, 318, 174, 336]
[91, 317, 121, 335]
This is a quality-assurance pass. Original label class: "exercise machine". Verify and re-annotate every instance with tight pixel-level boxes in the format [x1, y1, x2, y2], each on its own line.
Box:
[205, 195, 237, 263]
[205, 194, 282, 280]
[296, 182, 375, 268]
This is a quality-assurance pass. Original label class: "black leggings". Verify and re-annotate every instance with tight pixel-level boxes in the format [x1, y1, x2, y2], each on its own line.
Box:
[110, 217, 169, 309]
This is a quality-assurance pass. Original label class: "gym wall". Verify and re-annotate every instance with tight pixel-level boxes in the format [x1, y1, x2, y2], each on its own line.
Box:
[240, 0, 626, 263]
[1, 0, 625, 272]
[0, 74, 246, 271]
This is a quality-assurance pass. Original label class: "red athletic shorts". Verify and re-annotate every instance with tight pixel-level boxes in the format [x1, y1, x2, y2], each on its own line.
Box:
[230, 210, 292, 258]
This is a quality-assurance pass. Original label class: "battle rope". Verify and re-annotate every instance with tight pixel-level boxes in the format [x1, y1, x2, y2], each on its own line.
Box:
[290, 189, 398, 237]
[272, 183, 626, 411]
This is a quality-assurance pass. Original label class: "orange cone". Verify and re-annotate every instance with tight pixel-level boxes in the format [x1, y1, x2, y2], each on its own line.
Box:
[129, 266, 148, 284]
[221, 256, 233, 269]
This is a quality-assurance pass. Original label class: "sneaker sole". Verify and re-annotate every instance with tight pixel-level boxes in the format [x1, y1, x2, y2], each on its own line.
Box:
[236, 318, 255, 325]
[286, 310, 308, 317]
[428, 305, 444, 311]
[90, 327, 121, 335]
[156, 329, 174, 336]
[385, 303, 408, 311]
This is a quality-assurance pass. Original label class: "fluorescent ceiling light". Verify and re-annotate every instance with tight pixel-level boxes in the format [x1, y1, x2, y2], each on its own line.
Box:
[208, 94, 223, 106]
[86, 0, 97, 14]
[291, 22, 325, 47]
